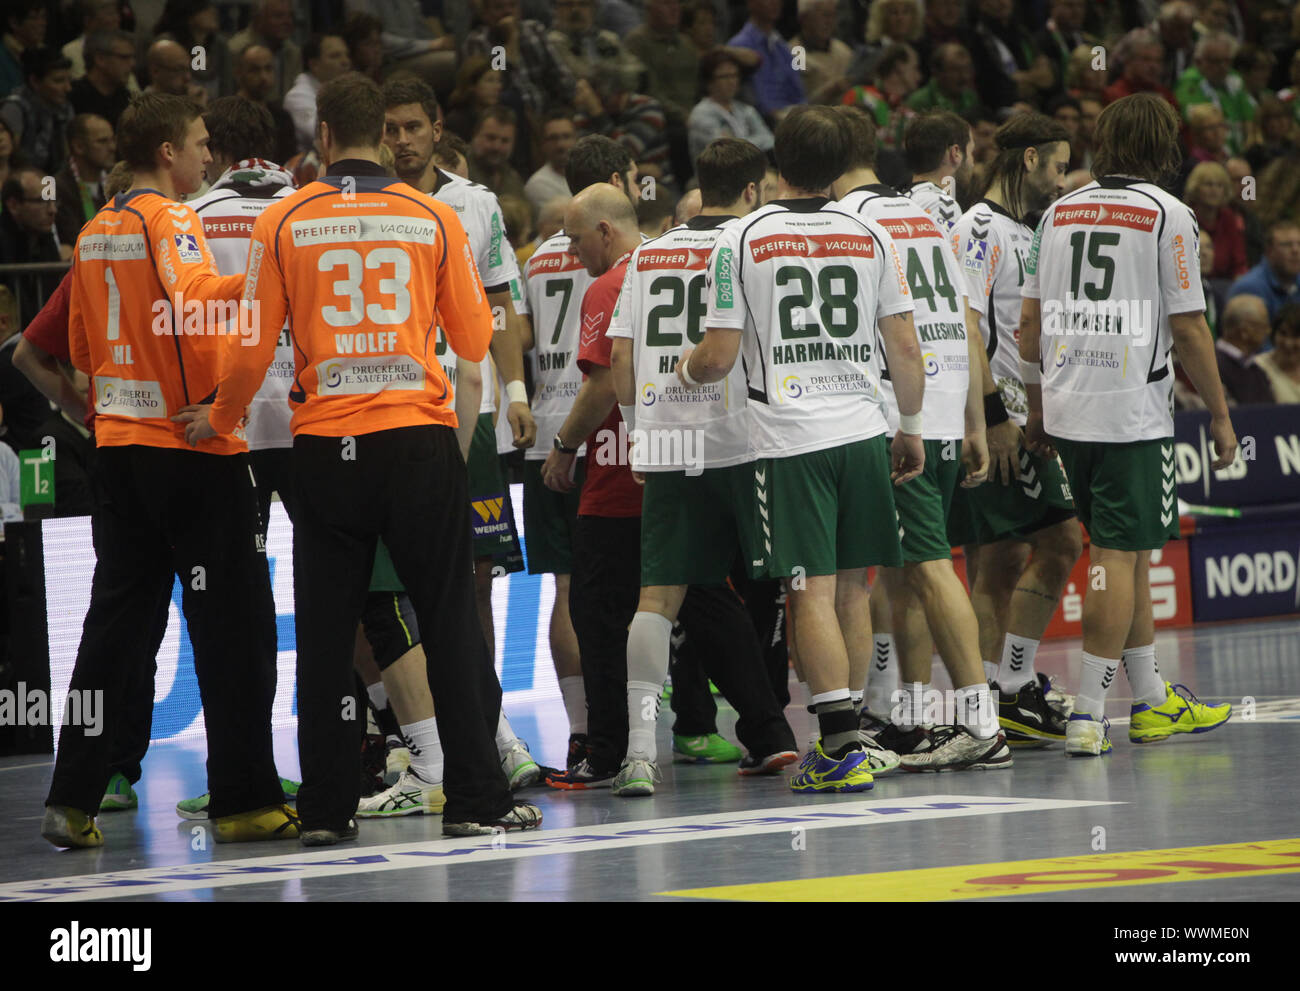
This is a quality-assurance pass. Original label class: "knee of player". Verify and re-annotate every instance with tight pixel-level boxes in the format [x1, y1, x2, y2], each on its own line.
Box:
[1041, 522, 1084, 572]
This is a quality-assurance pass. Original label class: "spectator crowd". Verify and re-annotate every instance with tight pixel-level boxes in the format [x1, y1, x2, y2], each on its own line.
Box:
[3, 0, 1300, 417]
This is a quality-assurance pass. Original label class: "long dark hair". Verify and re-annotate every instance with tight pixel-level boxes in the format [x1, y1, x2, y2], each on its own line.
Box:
[976, 112, 1070, 219]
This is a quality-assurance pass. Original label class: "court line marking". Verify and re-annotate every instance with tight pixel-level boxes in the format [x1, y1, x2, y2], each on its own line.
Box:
[0, 795, 1117, 902]
[661, 837, 1300, 901]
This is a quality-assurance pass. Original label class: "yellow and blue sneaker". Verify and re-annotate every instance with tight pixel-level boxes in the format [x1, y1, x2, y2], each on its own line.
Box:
[1130, 682, 1231, 744]
[41, 806, 104, 849]
[789, 741, 874, 793]
[1065, 713, 1113, 757]
[99, 772, 138, 811]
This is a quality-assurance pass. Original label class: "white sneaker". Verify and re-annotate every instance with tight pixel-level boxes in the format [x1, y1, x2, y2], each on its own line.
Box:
[385, 745, 410, 784]
[900, 726, 1013, 772]
[857, 731, 901, 775]
[612, 757, 660, 797]
[356, 768, 445, 817]
[1039, 673, 1075, 718]
[1065, 714, 1112, 756]
[501, 740, 540, 790]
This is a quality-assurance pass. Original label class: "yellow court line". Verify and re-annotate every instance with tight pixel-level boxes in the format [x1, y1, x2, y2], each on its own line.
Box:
[661, 838, 1300, 901]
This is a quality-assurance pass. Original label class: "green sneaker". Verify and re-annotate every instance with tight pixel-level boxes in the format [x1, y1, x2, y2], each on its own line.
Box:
[99, 772, 138, 812]
[177, 777, 300, 820]
[672, 733, 743, 764]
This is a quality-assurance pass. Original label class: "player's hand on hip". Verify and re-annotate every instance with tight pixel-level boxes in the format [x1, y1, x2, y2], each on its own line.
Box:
[1210, 413, 1237, 470]
[987, 418, 1023, 486]
[171, 404, 217, 447]
[961, 429, 989, 487]
[891, 431, 925, 486]
[1023, 412, 1055, 459]
[508, 401, 537, 448]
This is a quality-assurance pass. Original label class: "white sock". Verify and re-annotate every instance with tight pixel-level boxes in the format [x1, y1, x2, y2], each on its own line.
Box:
[1123, 643, 1166, 708]
[865, 634, 895, 714]
[401, 716, 443, 784]
[956, 684, 998, 739]
[983, 660, 1000, 683]
[626, 611, 673, 762]
[626, 680, 663, 761]
[495, 709, 520, 757]
[895, 681, 928, 730]
[849, 690, 864, 713]
[558, 675, 588, 735]
[998, 633, 1039, 691]
[366, 682, 388, 711]
[1076, 651, 1119, 719]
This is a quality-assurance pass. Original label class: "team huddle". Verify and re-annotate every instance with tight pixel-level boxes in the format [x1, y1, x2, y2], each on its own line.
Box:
[40, 72, 1239, 850]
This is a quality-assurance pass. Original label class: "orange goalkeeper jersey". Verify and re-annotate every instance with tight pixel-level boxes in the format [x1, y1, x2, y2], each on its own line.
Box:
[68, 189, 245, 453]
[210, 161, 494, 438]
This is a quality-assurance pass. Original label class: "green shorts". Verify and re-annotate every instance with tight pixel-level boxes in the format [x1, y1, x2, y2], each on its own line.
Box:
[522, 457, 582, 575]
[964, 442, 1075, 545]
[468, 412, 523, 572]
[1055, 437, 1179, 551]
[946, 473, 982, 549]
[893, 438, 962, 563]
[641, 463, 758, 586]
[756, 435, 903, 578]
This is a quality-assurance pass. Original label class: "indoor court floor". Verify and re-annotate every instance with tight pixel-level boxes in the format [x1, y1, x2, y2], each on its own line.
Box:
[2, 618, 1297, 903]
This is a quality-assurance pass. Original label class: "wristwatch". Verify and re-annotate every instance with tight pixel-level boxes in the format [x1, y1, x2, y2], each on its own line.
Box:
[553, 433, 578, 455]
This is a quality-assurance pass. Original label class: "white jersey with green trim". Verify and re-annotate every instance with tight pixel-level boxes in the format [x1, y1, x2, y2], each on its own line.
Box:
[521, 231, 595, 460]
[705, 198, 913, 459]
[832, 185, 970, 440]
[1023, 176, 1203, 442]
[904, 179, 961, 235]
[952, 198, 1035, 425]
[607, 215, 749, 471]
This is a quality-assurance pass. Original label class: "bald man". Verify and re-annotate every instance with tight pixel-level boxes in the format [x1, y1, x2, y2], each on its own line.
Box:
[1215, 294, 1276, 405]
[145, 39, 192, 96]
[233, 44, 297, 165]
[538, 183, 649, 787]
[674, 188, 702, 225]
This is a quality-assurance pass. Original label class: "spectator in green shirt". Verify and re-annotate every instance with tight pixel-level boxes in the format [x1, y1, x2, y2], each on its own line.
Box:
[905, 43, 978, 117]
[1175, 32, 1256, 156]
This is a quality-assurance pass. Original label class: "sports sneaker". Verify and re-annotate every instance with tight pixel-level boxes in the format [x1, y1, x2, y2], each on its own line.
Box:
[1066, 712, 1113, 756]
[385, 746, 410, 785]
[100, 772, 138, 812]
[443, 802, 543, 836]
[900, 726, 1012, 772]
[1038, 672, 1075, 717]
[1129, 682, 1231, 744]
[213, 804, 301, 843]
[996, 679, 1066, 742]
[737, 750, 799, 775]
[176, 777, 300, 820]
[672, 733, 743, 764]
[566, 733, 589, 771]
[789, 741, 874, 793]
[356, 768, 445, 817]
[876, 722, 932, 756]
[501, 740, 541, 790]
[857, 732, 901, 775]
[858, 708, 891, 738]
[612, 757, 660, 796]
[41, 806, 103, 849]
[546, 758, 616, 790]
[301, 819, 359, 846]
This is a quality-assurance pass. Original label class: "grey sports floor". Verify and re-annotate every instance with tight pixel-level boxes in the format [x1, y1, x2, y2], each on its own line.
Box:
[2, 618, 1297, 903]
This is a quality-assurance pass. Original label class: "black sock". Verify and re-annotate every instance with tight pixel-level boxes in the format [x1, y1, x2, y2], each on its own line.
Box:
[816, 698, 860, 756]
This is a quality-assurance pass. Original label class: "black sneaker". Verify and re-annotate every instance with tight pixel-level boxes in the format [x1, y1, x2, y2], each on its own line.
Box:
[858, 707, 891, 738]
[875, 722, 932, 756]
[565, 733, 589, 771]
[546, 759, 616, 790]
[301, 819, 359, 846]
[444, 802, 543, 836]
[997, 679, 1067, 742]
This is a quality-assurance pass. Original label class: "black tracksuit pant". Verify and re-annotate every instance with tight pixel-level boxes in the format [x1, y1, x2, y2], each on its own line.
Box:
[47, 445, 281, 819]
[570, 516, 795, 772]
[290, 425, 512, 830]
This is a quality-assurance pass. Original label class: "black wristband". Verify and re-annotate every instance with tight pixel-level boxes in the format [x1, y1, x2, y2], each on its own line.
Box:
[553, 433, 578, 455]
[984, 391, 1009, 427]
